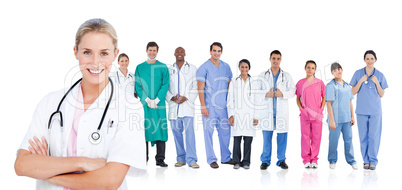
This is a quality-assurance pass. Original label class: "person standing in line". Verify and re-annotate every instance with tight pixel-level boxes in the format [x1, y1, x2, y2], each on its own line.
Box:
[135, 42, 170, 167]
[197, 42, 233, 169]
[110, 53, 135, 97]
[227, 59, 259, 170]
[326, 62, 358, 170]
[166, 47, 199, 169]
[257, 50, 296, 170]
[296, 60, 326, 169]
[350, 50, 388, 170]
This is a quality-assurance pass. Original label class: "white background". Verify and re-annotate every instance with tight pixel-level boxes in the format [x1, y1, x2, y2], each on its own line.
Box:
[1, 0, 401, 189]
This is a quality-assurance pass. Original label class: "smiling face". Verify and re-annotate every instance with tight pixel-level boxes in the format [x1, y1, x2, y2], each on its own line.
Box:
[364, 53, 377, 68]
[74, 32, 118, 86]
[147, 46, 158, 60]
[331, 68, 343, 79]
[118, 56, 129, 69]
[239, 62, 250, 76]
[305, 62, 316, 77]
[210, 45, 222, 61]
[270, 53, 281, 69]
[174, 47, 186, 62]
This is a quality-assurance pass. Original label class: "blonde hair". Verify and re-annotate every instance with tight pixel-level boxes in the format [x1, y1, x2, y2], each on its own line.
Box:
[75, 18, 118, 50]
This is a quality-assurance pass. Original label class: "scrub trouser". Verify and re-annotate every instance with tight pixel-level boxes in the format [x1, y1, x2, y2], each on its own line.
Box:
[202, 110, 231, 164]
[170, 117, 198, 166]
[260, 115, 288, 166]
[356, 114, 382, 166]
[233, 136, 253, 166]
[260, 131, 288, 166]
[328, 122, 356, 165]
[301, 118, 322, 164]
[146, 141, 165, 161]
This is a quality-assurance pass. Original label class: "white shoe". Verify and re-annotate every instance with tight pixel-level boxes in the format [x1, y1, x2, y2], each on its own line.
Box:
[311, 163, 318, 169]
[304, 162, 311, 169]
[351, 164, 358, 170]
[329, 164, 336, 169]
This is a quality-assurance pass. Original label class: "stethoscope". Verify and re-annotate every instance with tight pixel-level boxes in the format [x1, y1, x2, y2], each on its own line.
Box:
[172, 62, 190, 74]
[265, 69, 284, 83]
[48, 77, 114, 145]
[235, 74, 252, 96]
[116, 70, 133, 85]
[364, 68, 376, 85]
[333, 79, 349, 87]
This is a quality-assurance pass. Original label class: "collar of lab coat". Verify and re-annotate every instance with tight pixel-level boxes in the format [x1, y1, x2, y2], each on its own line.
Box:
[65, 80, 114, 113]
[117, 69, 133, 79]
[173, 61, 190, 73]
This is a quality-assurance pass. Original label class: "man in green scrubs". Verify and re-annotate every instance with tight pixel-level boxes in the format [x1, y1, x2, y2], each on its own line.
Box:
[135, 42, 170, 167]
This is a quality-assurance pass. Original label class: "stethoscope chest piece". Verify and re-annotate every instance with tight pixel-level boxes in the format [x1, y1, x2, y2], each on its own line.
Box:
[89, 131, 102, 145]
[364, 81, 368, 84]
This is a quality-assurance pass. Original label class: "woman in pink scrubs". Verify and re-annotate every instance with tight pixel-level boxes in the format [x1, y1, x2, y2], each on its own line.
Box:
[296, 60, 326, 169]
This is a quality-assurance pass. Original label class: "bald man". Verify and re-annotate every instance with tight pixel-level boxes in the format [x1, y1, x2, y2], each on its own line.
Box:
[166, 47, 199, 168]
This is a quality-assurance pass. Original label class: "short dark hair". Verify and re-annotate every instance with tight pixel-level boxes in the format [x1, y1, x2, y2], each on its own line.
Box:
[305, 60, 316, 68]
[146, 41, 159, 51]
[364, 50, 377, 60]
[118, 53, 129, 62]
[210, 42, 223, 51]
[331, 62, 342, 72]
[270, 50, 281, 58]
[238, 59, 251, 69]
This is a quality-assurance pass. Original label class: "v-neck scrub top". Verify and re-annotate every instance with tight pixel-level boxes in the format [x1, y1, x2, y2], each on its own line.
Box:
[350, 68, 388, 115]
[196, 60, 233, 111]
[296, 78, 326, 120]
[325, 80, 354, 123]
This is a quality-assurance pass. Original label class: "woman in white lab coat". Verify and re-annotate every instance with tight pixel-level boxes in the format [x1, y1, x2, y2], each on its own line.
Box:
[14, 18, 146, 190]
[227, 59, 259, 169]
[110, 53, 135, 97]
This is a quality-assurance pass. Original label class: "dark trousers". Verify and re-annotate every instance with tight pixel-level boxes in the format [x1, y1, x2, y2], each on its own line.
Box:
[146, 141, 166, 161]
[233, 136, 253, 166]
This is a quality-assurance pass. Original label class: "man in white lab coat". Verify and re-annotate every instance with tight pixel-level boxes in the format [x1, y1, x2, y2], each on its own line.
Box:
[166, 47, 199, 168]
[257, 50, 296, 170]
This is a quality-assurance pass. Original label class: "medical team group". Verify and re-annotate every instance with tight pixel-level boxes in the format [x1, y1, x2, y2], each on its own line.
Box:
[14, 19, 388, 190]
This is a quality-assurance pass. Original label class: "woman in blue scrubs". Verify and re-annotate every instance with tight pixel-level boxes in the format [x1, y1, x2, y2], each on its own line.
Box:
[350, 50, 388, 170]
[326, 62, 357, 170]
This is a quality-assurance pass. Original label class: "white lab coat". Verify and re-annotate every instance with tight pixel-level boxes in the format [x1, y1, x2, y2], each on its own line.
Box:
[166, 62, 198, 120]
[110, 69, 135, 98]
[227, 76, 260, 137]
[18, 81, 146, 190]
[257, 69, 296, 133]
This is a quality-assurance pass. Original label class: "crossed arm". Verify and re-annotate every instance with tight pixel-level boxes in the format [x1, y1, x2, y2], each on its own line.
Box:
[14, 137, 129, 190]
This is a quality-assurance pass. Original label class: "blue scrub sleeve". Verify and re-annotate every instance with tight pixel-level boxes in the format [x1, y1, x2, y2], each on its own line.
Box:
[196, 65, 207, 83]
[350, 70, 360, 86]
[228, 64, 233, 79]
[379, 73, 389, 89]
[325, 84, 335, 101]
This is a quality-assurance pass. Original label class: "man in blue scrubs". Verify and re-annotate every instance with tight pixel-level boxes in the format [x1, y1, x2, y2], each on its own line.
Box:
[197, 42, 233, 168]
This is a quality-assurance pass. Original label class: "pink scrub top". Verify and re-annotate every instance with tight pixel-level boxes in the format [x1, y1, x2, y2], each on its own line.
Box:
[296, 78, 325, 121]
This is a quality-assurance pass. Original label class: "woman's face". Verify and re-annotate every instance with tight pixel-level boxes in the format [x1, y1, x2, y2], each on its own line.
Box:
[239, 62, 250, 76]
[74, 32, 118, 86]
[331, 68, 343, 79]
[364, 54, 376, 68]
[305, 63, 316, 77]
[118, 56, 129, 69]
